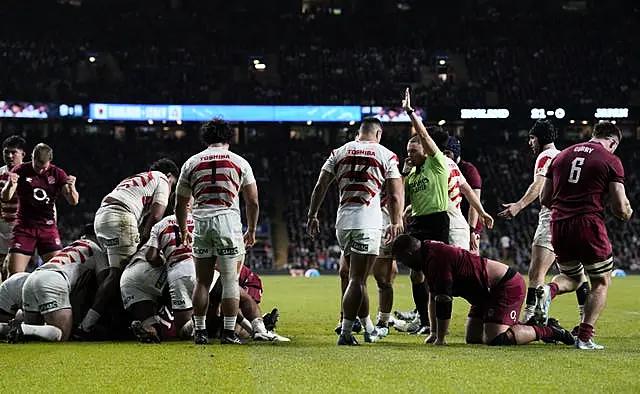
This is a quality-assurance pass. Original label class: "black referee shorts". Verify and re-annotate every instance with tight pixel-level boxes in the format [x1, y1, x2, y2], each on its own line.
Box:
[407, 211, 450, 244]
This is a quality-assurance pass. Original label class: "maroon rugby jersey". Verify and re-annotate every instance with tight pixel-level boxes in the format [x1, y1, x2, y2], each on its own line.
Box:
[458, 160, 483, 233]
[545, 141, 624, 221]
[420, 240, 490, 306]
[12, 162, 68, 226]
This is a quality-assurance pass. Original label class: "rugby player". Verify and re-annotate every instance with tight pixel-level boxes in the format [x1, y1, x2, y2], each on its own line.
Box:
[78, 159, 179, 336]
[443, 137, 483, 253]
[0, 136, 26, 278]
[497, 120, 590, 324]
[391, 235, 575, 347]
[307, 116, 403, 346]
[0, 272, 29, 339]
[175, 118, 259, 345]
[537, 121, 632, 350]
[2, 143, 79, 275]
[8, 233, 109, 342]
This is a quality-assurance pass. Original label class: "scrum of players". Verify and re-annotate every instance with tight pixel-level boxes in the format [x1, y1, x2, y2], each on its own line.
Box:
[0, 89, 633, 350]
[0, 122, 287, 345]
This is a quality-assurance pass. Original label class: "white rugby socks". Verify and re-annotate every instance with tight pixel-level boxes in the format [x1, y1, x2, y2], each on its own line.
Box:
[378, 312, 391, 324]
[362, 315, 376, 333]
[193, 316, 206, 331]
[223, 316, 236, 331]
[341, 318, 354, 335]
[21, 324, 62, 341]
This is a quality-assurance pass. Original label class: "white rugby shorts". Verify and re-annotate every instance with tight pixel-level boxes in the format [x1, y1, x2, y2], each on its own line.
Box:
[337, 229, 382, 256]
[120, 259, 167, 310]
[0, 272, 29, 315]
[22, 270, 71, 314]
[533, 217, 553, 252]
[94, 205, 140, 263]
[449, 227, 470, 250]
[168, 259, 196, 311]
[192, 213, 245, 259]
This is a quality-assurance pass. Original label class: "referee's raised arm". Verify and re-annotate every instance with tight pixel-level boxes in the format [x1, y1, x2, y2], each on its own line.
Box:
[402, 87, 440, 157]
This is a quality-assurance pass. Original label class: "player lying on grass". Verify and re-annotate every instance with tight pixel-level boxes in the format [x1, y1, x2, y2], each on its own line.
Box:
[6, 232, 109, 343]
[391, 235, 575, 346]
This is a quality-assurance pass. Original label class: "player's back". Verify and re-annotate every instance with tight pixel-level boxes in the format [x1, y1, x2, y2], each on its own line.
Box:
[103, 171, 170, 223]
[549, 141, 624, 221]
[322, 140, 400, 230]
[424, 241, 489, 305]
[445, 157, 467, 229]
[151, 214, 195, 267]
[39, 239, 108, 286]
[180, 147, 254, 220]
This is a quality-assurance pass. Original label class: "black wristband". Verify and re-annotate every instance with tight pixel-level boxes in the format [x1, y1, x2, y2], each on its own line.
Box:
[406, 108, 415, 115]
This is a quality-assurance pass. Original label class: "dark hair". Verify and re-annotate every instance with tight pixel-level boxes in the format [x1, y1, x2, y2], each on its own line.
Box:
[150, 158, 179, 178]
[593, 121, 622, 142]
[2, 135, 26, 151]
[529, 120, 557, 146]
[391, 234, 420, 260]
[360, 117, 383, 134]
[33, 143, 53, 163]
[429, 127, 450, 152]
[200, 118, 234, 145]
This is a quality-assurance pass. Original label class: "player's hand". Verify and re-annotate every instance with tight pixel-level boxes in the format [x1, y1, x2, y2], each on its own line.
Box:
[66, 175, 76, 188]
[480, 212, 494, 229]
[402, 157, 413, 174]
[434, 338, 448, 346]
[402, 87, 414, 112]
[385, 223, 404, 245]
[469, 233, 480, 254]
[424, 334, 437, 344]
[244, 229, 256, 248]
[7, 172, 18, 185]
[498, 202, 521, 219]
[181, 230, 193, 248]
[306, 217, 320, 239]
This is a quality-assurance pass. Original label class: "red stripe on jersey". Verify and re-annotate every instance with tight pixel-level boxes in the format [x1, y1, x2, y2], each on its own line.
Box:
[450, 192, 461, 202]
[147, 171, 153, 182]
[48, 258, 64, 265]
[337, 156, 385, 172]
[190, 160, 242, 181]
[199, 198, 232, 207]
[160, 224, 194, 236]
[337, 171, 383, 189]
[448, 169, 461, 182]
[341, 184, 376, 197]
[390, 154, 399, 163]
[536, 156, 552, 174]
[195, 185, 237, 199]
[195, 174, 240, 190]
[56, 252, 74, 263]
[340, 196, 371, 206]
[168, 253, 192, 267]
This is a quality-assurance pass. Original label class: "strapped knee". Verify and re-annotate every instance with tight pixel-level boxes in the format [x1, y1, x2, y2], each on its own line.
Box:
[219, 257, 241, 300]
[488, 328, 517, 346]
[376, 280, 393, 290]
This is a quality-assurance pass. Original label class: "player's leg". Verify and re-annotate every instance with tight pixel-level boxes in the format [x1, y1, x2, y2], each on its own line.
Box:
[36, 225, 63, 263]
[337, 229, 378, 345]
[81, 209, 138, 334]
[373, 257, 395, 327]
[334, 253, 351, 333]
[6, 311, 62, 343]
[576, 257, 613, 349]
[410, 268, 429, 332]
[485, 322, 574, 346]
[465, 308, 484, 344]
[522, 244, 555, 323]
[238, 287, 290, 342]
[192, 255, 217, 344]
[128, 301, 162, 343]
[169, 276, 195, 339]
[7, 224, 37, 275]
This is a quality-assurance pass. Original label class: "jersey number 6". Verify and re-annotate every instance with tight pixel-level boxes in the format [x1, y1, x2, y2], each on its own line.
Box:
[568, 157, 585, 184]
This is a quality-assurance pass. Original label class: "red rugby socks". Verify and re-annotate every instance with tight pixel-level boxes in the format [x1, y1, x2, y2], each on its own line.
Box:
[577, 323, 595, 343]
[549, 282, 559, 300]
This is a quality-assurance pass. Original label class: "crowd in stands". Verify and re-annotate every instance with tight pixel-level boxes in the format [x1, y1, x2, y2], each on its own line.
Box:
[1, 2, 638, 107]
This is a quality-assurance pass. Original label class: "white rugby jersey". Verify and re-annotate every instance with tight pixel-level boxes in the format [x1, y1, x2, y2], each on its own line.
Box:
[0, 165, 18, 225]
[147, 214, 195, 267]
[176, 147, 256, 220]
[101, 171, 171, 224]
[445, 157, 469, 230]
[321, 140, 400, 230]
[0, 272, 29, 315]
[534, 148, 560, 222]
[38, 239, 109, 287]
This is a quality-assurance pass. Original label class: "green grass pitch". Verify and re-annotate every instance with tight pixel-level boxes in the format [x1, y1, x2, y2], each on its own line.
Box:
[1, 275, 639, 393]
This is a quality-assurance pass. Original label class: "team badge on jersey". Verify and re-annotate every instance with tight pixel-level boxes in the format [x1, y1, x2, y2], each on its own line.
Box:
[47, 176, 56, 184]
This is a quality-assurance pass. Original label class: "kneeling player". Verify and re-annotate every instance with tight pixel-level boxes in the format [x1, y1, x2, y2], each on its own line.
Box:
[391, 235, 574, 346]
[9, 236, 109, 343]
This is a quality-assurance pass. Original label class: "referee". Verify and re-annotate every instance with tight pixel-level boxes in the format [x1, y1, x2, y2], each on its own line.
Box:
[402, 89, 450, 336]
